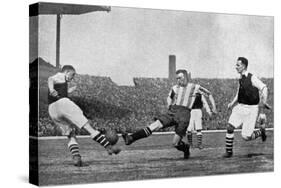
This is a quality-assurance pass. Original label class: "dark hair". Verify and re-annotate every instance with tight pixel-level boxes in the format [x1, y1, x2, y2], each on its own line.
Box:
[61, 65, 75, 72]
[237, 57, 248, 68]
[176, 69, 188, 79]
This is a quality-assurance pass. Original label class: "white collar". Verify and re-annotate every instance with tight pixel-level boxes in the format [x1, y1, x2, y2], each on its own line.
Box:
[240, 70, 249, 78]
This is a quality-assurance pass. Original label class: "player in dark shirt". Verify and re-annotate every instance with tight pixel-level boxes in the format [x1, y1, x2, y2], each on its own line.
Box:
[223, 57, 271, 158]
[187, 93, 213, 149]
[48, 65, 121, 166]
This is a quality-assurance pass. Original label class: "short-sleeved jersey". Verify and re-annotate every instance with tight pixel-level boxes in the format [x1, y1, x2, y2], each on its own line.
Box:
[168, 83, 209, 109]
[48, 72, 68, 105]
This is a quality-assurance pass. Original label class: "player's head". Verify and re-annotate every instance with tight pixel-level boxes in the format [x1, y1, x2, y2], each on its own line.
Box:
[61, 65, 76, 82]
[236, 57, 248, 74]
[176, 69, 188, 86]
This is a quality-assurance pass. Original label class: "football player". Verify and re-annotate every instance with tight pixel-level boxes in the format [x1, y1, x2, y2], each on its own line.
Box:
[48, 65, 121, 166]
[187, 92, 214, 149]
[223, 57, 271, 158]
[122, 69, 217, 159]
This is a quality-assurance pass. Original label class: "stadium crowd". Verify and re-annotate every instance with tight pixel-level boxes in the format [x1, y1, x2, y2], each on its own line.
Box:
[36, 73, 273, 136]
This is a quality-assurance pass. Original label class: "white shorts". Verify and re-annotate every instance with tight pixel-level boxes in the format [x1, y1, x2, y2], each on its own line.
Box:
[228, 103, 259, 137]
[48, 98, 88, 136]
[187, 109, 202, 132]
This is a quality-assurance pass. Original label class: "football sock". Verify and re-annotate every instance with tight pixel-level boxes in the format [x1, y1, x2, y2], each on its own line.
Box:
[68, 139, 81, 158]
[187, 131, 192, 145]
[93, 133, 111, 148]
[251, 129, 262, 140]
[225, 132, 234, 154]
[83, 123, 100, 138]
[197, 131, 202, 146]
[131, 127, 152, 141]
[175, 140, 189, 152]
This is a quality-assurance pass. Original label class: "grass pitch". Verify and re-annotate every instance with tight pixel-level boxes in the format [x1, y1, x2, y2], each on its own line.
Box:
[37, 130, 273, 186]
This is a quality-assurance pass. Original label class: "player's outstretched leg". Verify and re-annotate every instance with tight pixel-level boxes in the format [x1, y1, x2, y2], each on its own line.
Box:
[196, 130, 203, 149]
[83, 123, 121, 155]
[122, 120, 163, 145]
[122, 132, 133, 145]
[223, 124, 235, 158]
[122, 127, 152, 145]
[67, 133, 83, 167]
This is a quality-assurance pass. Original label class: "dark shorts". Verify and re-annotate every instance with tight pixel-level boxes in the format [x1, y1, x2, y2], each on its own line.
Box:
[155, 105, 191, 137]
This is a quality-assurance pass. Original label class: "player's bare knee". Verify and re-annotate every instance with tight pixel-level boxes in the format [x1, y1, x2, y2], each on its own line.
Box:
[227, 123, 235, 133]
[172, 134, 182, 147]
[148, 120, 163, 131]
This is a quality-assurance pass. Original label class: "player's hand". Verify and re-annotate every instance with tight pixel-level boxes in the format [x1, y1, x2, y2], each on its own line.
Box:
[50, 90, 58, 97]
[167, 105, 171, 110]
[207, 112, 213, 120]
[257, 113, 267, 124]
[212, 109, 218, 115]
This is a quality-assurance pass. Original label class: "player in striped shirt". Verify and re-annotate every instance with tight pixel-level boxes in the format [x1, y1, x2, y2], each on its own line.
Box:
[122, 69, 217, 159]
[48, 65, 121, 166]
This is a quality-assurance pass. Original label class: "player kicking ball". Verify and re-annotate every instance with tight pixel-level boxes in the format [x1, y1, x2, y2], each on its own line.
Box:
[223, 57, 271, 158]
[48, 65, 121, 166]
[122, 69, 217, 159]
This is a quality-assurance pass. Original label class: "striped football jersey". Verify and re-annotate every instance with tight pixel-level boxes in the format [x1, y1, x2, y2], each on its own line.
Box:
[169, 83, 210, 109]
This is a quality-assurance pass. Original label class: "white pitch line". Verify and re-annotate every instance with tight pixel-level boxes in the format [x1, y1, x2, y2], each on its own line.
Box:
[30, 128, 274, 140]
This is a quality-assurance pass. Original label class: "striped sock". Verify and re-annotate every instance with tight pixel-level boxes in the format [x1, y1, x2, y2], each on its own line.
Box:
[68, 142, 80, 158]
[225, 133, 234, 154]
[187, 132, 193, 145]
[131, 127, 152, 141]
[251, 129, 262, 139]
[93, 133, 111, 148]
[197, 131, 202, 146]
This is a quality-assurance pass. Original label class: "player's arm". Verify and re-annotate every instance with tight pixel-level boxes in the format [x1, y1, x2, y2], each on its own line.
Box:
[201, 95, 212, 116]
[260, 87, 270, 109]
[48, 75, 58, 97]
[167, 87, 175, 108]
[198, 86, 217, 113]
[208, 94, 217, 114]
[251, 75, 270, 109]
[228, 84, 239, 109]
[198, 85, 211, 96]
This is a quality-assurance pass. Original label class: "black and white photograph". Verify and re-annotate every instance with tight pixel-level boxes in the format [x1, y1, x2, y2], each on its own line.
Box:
[28, 1, 275, 186]
[2, 0, 277, 187]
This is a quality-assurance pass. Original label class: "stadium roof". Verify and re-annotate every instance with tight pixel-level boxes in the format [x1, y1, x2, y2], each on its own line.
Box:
[29, 2, 111, 16]
[29, 2, 111, 68]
